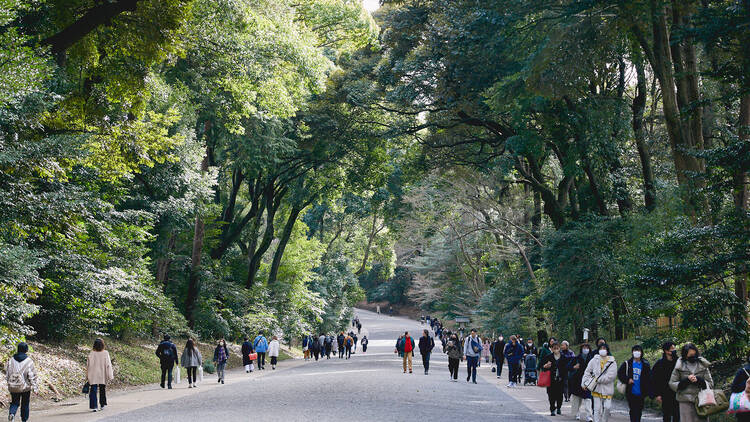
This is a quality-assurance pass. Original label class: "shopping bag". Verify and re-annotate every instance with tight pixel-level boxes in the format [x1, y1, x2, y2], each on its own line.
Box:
[616, 380, 627, 394]
[729, 391, 750, 413]
[175, 366, 181, 384]
[696, 389, 728, 417]
[197, 366, 204, 383]
[248, 352, 258, 361]
[537, 370, 551, 388]
[698, 388, 717, 407]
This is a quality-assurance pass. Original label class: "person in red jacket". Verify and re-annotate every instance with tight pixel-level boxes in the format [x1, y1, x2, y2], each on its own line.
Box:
[398, 331, 416, 373]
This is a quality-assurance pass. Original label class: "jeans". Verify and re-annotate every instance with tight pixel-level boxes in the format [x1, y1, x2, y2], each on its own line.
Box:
[270, 356, 278, 366]
[338, 346, 344, 358]
[422, 352, 431, 372]
[160, 365, 173, 387]
[466, 355, 478, 382]
[257, 352, 266, 368]
[345, 346, 352, 359]
[216, 362, 226, 380]
[186, 366, 197, 384]
[628, 394, 645, 422]
[571, 395, 592, 421]
[449, 357, 460, 379]
[9, 391, 30, 421]
[661, 392, 680, 422]
[495, 358, 504, 377]
[89, 384, 107, 410]
[547, 380, 564, 412]
[509, 361, 521, 382]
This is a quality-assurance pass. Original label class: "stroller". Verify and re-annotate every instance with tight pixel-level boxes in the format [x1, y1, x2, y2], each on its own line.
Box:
[523, 354, 538, 385]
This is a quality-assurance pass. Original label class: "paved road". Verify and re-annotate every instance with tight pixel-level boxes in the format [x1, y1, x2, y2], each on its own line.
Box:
[95, 309, 546, 422]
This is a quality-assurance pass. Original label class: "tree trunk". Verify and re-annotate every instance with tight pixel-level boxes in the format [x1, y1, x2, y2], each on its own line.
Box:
[355, 212, 384, 276]
[156, 233, 176, 293]
[211, 177, 263, 260]
[245, 185, 286, 288]
[185, 152, 210, 328]
[267, 202, 306, 288]
[632, 57, 657, 211]
[733, 93, 750, 309]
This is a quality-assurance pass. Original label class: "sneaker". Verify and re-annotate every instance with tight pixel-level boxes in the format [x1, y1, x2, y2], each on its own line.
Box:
[575, 417, 580, 421]
[409, 370, 412, 373]
[91, 409, 98, 413]
[472, 380, 477, 384]
[100, 405, 106, 410]
[550, 411, 555, 416]
[557, 409, 561, 415]
[188, 384, 192, 388]
[507, 383, 513, 388]
[168, 385, 172, 389]
[221, 380, 224, 384]
[9, 414, 15, 422]
[160, 383, 165, 389]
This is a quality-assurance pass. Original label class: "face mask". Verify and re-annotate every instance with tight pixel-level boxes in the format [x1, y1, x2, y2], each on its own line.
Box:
[687, 355, 698, 363]
[499, 337, 504, 341]
[633, 351, 642, 359]
[671, 350, 678, 359]
[599, 349, 607, 357]
[582, 348, 590, 355]
[528, 343, 532, 346]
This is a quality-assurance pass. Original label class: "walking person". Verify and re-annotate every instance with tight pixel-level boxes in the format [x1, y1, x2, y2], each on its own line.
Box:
[669, 343, 713, 422]
[652, 341, 679, 422]
[541, 342, 565, 416]
[241, 336, 255, 372]
[463, 329, 482, 384]
[302, 334, 311, 361]
[155, 334, 178, 389]
[491, 335, 506, 379]
[352, 332, 358, 354]
[569, 343, 593, 422]
[445, 333, 462, 382]
[582, 342, 617, 422]
[253, 332, 268, 370]
[5, 342, 38, 422]
[618, 345, 654, 422]
[337, 332, 346, 359]
[268, 336, 280, 370]
[482, 337, 491, 364]
[418, 329, 435, 375]
[361, 335, 369, 353]
[398, 331, 415, 373]
[181, 339, 203, 388]
[730, 351, 750, 422]
[213, 339, 229, 384]
[505, 335, 525, 387]
[561, 341, 575, 402]
[87, 338, 114, 412]
[324, 334, 333, 358]
[311, 335, 321, 361]
[344, 333, 354, 359]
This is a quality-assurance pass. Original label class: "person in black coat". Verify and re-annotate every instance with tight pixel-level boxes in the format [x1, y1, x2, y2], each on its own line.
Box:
[418, 329, 435, 375]
[568, 343, 592, 421]
[491, 335, 506, 379]
[617, 345, 654, 422]
[651, 341, 679, 422]
[241, 337, 254, 373]
[541, 342, 566, 416]
[155, 334, 179, 389]
[730, 353, 750, 422]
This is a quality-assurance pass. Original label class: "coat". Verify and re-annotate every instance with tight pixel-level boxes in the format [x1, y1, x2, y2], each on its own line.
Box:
[241, 341, 254, 366]
[445, 339, 463, 360]
[181, 347, 203, 368]
[541, 353, 566, 384]
[491, 340, 506, 361]
[652, 355, 678, 399]
[155, 340, 178, 367]
[582, 354, 617, 397]
[463, 336, 482, 358]
[268, 340, 280, 358]
[213, 345, 229, 364]
[617, 358, 654, 399]
[669, 357, 713, 403]
[6, 354, 38, 393]
[537, 345, 552, 369]
[87, 350, 114, 385]
[568, 353, 591, 398]
[418, 335, 435, 355]
[253, 335, 268, 353]
[504, 342, 525, 365]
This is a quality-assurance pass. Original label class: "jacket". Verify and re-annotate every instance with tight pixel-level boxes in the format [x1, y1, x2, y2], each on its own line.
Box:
[418, 335, 435, 355]
[504, 342, 525, 365]
[463, 336, 482, 358]
[253, 335, 268, 353]
[669, 357, 713, 403]
[344, 336, 354, 348]
[241, 341, 254, 365]
[617, 358, 654, 398]
[301, 336, 311, 349]
[582, 354, 617, 397]
[568, 353, 591, 399]
[651, 355, 677, 398]
[537, 345, 551, 369]
[541, 353, 567, 383]
[87, 350, 114, 385]
[155, 340, 178, 367]
[445, 339, 463, 360]
[213, 345, 230, 363]
[491, 340, 506, 361]
[524, 343, 538, 356]
[268, 340, 280, 357]
[398, 336, 415, 353]
[6, 354, 38, 393]
[181, 347, 203, 368]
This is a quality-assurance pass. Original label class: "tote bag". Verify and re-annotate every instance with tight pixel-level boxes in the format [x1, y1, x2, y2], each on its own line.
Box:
[175, 366, 181, 384]
[696, 389, 728, 417]
[248, 352, 258, 361]
[538, 370, 551, 388]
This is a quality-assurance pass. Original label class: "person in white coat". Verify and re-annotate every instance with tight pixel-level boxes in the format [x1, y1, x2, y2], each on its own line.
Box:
[582, 343, 617, 422]
[6, 342, 38, 422]
[268, 336, 281, 370]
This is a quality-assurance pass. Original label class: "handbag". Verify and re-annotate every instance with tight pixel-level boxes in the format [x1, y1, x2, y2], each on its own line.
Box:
[248, 352, 258, 361]
[695, 389, 728, 417]
[491, 366, 496, 373]
[197, 366, 204, 383]
[698, 388, 716, 407]
[538, 369, 552, 388]
[175, 366, 181, 384]
[82, 382, 90, 394]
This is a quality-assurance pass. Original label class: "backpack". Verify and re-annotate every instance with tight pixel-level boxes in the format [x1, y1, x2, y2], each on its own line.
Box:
[160, 343, 174, 361]
[7, 359, 30, 393]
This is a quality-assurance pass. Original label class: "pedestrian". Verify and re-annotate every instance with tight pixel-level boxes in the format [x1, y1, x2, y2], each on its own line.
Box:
[491, 335, 506, 379]
[268, 335, 280, 370]
[569, 343, 593, 422]
[463, 329, 481, 384]
[241, 336, 255, 372]
[541, 342, 565, 416]
[181, 339, 203, 388]
[253, 332, 268, 369]
[396, 335, 404, 357]
[213, 339, 229, 384]
[504, 335, 525, 387]
[418, 329, 435, 375]
[325, 334, 333, 359]
[337, 331, 346, 359]
[361, 335, 369, 353]
[538, 342, 552, 371]
[669, 343, 713, 422]
[482, 337, 491, 364]
[86, 338, 114, 412]
[617, 345, 654, 422]
[730, 350, 750, 422]
[302, 334, 311, 361]
[155, 334, 178, 389]
[311, 335, 321, 361]
[352, 332, 359, 353]
[582, 342, 617, 422]
[652, 341, 679, 422]
[398, 331, 415, 373]
[389, 305, 393, 316]
[344, 333, 354, 359]
[5, 342, 38, 422]
[376, 305, 380, 314]
[318, 332, 326, 356]
[561, 341, 575, 402]
[446, 333, 463, 382]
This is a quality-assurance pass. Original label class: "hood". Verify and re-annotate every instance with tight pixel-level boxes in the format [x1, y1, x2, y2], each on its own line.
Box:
[13, 353, 28, 363]
[677, 356, 711, 367]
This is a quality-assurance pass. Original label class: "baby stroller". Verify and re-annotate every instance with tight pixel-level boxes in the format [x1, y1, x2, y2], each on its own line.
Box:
[523, 354, 538, 385]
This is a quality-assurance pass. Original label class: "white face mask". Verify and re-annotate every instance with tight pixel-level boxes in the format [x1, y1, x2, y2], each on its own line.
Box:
[633, 351, 642, 359]
[582, 348, 590, 355]
[599, 349, 607, 357]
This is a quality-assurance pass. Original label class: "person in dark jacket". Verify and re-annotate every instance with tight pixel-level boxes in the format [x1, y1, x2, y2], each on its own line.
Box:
[651, 341, 679, 422]
[302, 335, 311, 361]
[337, 332, 346, 359]
[505, 335, 525, 387]
[541, 342, 565, 416]
[569, 343, 592, 422]
[155, 334, 178, 389]
[524, 338, 538, 357]
[241, 337, 254, 373]
[418, 329, 435, 375]
[213, 339, 230, 384]
[730, 352, 750, 422]
[491, 335, 506, 379]
[361, 336, 369, 353]
[324, 335, 333, 358]
[618, 345, 654, 422]
[311, 335, 321, 361]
